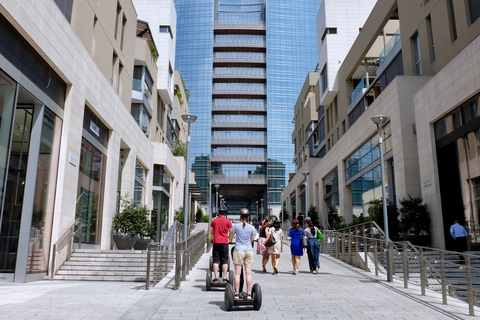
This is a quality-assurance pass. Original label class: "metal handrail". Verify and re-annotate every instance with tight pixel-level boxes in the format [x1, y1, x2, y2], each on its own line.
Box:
[49, 218, 83, 279]
[322, 225, 480, 316]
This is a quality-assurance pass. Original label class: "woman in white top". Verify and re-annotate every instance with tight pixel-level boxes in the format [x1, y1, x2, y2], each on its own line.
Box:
[267, 221, 283, 274]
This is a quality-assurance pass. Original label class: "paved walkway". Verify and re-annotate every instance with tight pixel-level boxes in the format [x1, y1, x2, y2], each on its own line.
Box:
[0, 244, 478, 319]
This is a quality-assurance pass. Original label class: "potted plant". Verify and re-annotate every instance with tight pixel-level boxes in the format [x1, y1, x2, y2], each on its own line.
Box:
[113, 197, 154, 250]
[399, 196, 431, 246]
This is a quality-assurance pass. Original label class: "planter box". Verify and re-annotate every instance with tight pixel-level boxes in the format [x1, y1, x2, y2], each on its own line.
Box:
[113, 235, 138, 250]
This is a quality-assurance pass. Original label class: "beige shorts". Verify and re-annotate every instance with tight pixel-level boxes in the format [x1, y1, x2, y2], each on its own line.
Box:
[232, 250, 254, 265]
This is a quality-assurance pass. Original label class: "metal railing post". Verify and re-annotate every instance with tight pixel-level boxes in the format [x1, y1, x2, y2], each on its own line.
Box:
[439, 251, 447, 305]
[374, 241, 378, 276]
[402, 243, 408, 288]
[355, 235, 360, 268]
[466, 255, 474, 316]
[388, 242, 394, 279]
[364, 229, 368, 272]
[420, 247, 426, 296]
[146, 250, 151, 290]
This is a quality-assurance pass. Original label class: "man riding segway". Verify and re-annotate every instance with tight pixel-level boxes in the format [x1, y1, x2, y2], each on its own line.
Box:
[209, 204, 232, 282]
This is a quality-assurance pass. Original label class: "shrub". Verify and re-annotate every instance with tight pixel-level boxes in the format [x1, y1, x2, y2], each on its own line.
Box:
[399, 196, 430, 235]
[195, 207, 204, 222]
[174, 206, 184, 222]
[307, 205, 320, 227]
[113, 197, 154, 238]
[367, 199, 400, 239]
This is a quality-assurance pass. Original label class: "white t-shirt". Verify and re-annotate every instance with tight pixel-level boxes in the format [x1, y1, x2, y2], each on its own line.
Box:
[232, 223, 255, 252]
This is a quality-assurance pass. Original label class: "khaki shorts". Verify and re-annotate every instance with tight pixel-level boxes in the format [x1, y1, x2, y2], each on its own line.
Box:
[232, 250, 254, 265]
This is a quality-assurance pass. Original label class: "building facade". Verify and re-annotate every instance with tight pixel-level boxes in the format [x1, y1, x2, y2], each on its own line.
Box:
[285, 0, 480, 249]
[174, 0, 320, 219]
[0, 0, 190, 282]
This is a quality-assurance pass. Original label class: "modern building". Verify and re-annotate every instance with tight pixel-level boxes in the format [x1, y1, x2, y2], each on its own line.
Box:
[284, 0, 480, 249]
[0, 0, 192, 282]
[174, 0, 320, 219]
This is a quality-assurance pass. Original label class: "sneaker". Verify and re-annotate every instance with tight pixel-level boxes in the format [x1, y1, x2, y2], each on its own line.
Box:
[234, 294, 240, 300]
[295, 270, 298, 275]
[313, 270, 317, 274]
[212, 278, 219, 283]
[316, 267, 319, 273]
[222, 278, 228, 282]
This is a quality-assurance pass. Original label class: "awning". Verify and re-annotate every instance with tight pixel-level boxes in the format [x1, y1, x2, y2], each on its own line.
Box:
[189, 183, 206, 202]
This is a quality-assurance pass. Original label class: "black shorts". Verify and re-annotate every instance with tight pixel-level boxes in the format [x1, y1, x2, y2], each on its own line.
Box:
[212, 243, 229, 265]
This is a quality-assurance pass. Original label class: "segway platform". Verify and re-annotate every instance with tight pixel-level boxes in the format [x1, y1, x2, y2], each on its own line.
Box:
[224, 283, 262, 311]
[206, 255, 233, 291]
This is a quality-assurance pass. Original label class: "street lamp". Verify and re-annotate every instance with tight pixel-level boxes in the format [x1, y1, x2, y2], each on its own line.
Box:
[256, 200, 259, 220]
[181, 113, 197, 246]
[371, 114, 391, 282]
[260, 198, 264, 220]
[302, 171, 310, 218]
[207, 170, 214, 233]
[280, 185, 285, 223]
[214, 184, 220, 217]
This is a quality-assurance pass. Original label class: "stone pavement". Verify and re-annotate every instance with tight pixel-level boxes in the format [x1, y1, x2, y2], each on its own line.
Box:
[0, 243, 478, 320]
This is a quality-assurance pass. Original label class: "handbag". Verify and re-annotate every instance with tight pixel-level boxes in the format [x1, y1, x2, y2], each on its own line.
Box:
[264, 233, 276, 247]
[316, 227, 323, 240]
[301, 234, 308, 248]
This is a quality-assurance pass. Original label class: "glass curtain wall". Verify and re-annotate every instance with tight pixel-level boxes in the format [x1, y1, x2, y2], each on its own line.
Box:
[266, 0, 321, 205]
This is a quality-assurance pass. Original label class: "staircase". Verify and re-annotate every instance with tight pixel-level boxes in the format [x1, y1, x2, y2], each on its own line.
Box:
[53, 249, 175, 282]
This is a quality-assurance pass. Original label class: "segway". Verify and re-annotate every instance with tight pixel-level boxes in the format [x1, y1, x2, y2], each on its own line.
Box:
[206, 256, 234, 291]
[224, 246, 262, 311]
[224, 282, 262, 311]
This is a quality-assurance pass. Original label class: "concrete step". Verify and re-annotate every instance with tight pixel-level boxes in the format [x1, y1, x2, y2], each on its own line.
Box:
[53, 275, 148, 281]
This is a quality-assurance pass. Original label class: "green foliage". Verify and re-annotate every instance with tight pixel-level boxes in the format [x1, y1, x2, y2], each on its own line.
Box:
[399, 196, 430, 235]
[202, 215, 210, 223]
[307, 205, 320, 227]
[174, 206, 184, 222]
[171, 139, 187, 158]
[113, 197, 154, 238]
[195, 207, 204, 222]
[367, 199, 400, 239]
[174, 86, 184, 104]
[149, 43, 158, 59]
[279, 209, 289, 222]
[328, 206, 347, 229]
[181, 78, 191, 101]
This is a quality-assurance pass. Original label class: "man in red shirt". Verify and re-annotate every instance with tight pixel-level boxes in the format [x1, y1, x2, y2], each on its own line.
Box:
[210, 204, 232, 282]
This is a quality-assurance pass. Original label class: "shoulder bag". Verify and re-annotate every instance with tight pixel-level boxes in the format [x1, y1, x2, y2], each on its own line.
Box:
[301, 233, 308, 248]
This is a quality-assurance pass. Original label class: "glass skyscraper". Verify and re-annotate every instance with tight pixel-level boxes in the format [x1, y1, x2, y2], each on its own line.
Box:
[175, 0, 320, 217]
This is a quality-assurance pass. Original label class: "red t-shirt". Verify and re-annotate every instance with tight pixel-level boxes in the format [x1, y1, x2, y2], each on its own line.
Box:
[210, 216, 232, 244]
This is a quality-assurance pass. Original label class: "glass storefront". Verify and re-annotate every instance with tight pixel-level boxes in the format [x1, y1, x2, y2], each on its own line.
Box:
[76, 139, 105, 244]
[152, 165, 171, 242]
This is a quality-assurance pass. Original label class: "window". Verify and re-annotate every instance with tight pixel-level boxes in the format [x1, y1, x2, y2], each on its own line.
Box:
[426, 15, 435, 62]
[159, 25, 173, 39]
[342, 120, 346, 134]
[131, 103, 151, 136]
[120, 15, 127, 50]
[111, 52, 118, 84]
[468, 0, 480, 25]
[447, 0, 457, 42]
[157, 96, 164, 128]
[321, 64, 328, 93]
[114, 2, 122, 40]
[117, 62, 123, 92]
[54, 0, 73, 22]
[412, 32, 422, 75]
[134, 161, 147, 205]
[321, 27, 337, 41]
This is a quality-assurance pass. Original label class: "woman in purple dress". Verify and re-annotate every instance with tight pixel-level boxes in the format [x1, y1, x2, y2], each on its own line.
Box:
[287, 219, 305, 275]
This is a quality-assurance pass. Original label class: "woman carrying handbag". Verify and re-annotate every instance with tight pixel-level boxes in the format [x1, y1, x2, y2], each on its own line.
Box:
[267, 221, 283, 274]
[287, 219, 305, 275]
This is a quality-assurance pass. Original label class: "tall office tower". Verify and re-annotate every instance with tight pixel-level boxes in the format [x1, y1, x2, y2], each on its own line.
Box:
[175, 0, 320, 218]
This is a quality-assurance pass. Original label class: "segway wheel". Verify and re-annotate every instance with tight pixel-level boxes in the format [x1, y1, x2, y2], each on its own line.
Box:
[224, 283, 235, 311]
[206, 270, 212, 291]
[252, 283, 262, 310]
[228, 270, 234, 284]
[209, 256, 213, 271]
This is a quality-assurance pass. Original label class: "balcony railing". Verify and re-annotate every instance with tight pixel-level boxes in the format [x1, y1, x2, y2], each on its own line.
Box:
[213, 54, 266, 64]
[213, 69, 266, 79]
[210, 174, 267, 185]
[213, 39, 266, 48]
[211, 136, 266, 145]
[215, 20, 265, 30]
[212, 104, 266, 112]
[379, 28, 401, 65]
[212, 87, 266, 95]
[210, 154, 267, 162]
[211, 120, 266, 128]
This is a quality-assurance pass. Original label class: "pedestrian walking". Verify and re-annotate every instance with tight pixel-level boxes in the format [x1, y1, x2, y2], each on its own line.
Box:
[450, 219, 468, 264]
[257, 221, 271, 272]
[268, 221, 283, 274]
[287, 219, 304, 275]
[304, 219, 320, 273]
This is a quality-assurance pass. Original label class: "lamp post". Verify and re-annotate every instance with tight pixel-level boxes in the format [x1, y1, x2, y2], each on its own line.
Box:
[214, 184, 220, 217]
[256, 200, 259, 221]
[181, 113, 197, 247]
[207, 170, 214, 233]
[371, 114, 391, 282]
[260, 198, 264, 220]
[302, 171, 310, 218]
[280, 185, 285, 223]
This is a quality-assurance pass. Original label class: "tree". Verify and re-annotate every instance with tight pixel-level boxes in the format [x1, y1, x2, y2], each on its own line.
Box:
[279, 208, 289, 222]
[328, 205, 346, 230]
[195, 207, 204, 222]
[367, 199, 400, 239]
[174, 206, 184, 222]
[399, 196, 430, 235]
[307, 205, 320, 227]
